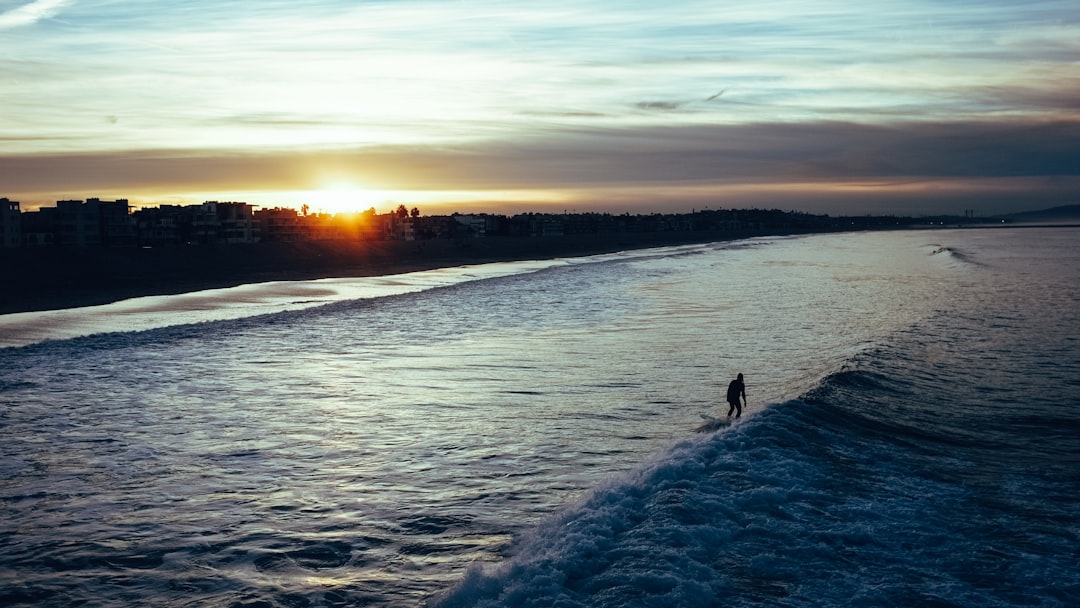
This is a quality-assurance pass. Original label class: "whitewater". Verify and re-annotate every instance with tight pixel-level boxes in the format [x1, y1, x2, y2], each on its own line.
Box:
[1, 227, 1077, 607]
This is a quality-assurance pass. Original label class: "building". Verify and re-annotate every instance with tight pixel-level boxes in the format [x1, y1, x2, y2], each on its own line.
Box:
[383, 214, 414, 241]
[49, 198, 134, 247]
[20, 207, 56, 247]
[453, 214, 488, 237]
[189, 202, 257, 244]
[93, 198, 136, 247]
[413, 214, 458, 240]
[509, 213, 566, 237]
[0, 198, 20, 248]
[56, 199, 99, 247]
[254, 207, 304, 242]
[132, 205, 184, 246]
[213, 202, 257, 244]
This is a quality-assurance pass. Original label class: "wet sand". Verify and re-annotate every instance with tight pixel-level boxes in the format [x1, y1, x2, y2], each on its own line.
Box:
[1, 231, 740, 315]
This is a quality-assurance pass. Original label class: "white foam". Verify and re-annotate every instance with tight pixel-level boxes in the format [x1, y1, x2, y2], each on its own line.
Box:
[0, 260, 570, 348]
[0, 242, 730, 349]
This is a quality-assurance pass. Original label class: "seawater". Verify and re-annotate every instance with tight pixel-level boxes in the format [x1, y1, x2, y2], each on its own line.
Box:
[1, 228, 1077, 607]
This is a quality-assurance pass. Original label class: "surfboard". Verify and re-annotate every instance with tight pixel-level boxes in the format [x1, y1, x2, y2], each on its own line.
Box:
[695, 414, 732, 433]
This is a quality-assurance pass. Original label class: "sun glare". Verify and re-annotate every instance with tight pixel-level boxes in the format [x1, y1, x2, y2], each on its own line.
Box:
[211, 186, 573, 217]
[303, 185, 386, 215]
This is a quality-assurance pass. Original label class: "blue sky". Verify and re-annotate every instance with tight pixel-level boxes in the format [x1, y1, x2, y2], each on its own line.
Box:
[2, 0, 1077, 215]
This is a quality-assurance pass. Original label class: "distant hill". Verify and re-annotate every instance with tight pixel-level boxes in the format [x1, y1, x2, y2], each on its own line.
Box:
[1002, 204, 1080, 224]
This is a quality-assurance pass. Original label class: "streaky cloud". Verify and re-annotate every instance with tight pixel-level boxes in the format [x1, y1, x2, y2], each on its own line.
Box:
[0, 0, 73, 29]
[3, 119, 1078, 216]
[636, 101, 684, 111]
[2, 1, 1078, 217]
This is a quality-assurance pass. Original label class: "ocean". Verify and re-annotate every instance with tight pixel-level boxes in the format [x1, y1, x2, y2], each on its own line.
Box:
[1, 227, 1077, 607]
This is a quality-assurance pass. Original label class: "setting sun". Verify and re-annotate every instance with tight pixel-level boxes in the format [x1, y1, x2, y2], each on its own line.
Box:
[301, 184, 386, 215]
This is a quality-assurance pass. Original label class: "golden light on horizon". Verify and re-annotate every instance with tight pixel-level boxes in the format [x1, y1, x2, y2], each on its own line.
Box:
[250, 187, 578, 216]
[303, 182, 386, 215]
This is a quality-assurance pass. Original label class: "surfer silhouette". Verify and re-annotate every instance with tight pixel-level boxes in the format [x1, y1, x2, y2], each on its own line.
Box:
[726, 373, 746, 418]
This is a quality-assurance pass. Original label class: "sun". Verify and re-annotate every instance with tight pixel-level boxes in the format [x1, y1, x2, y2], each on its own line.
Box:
[301, 183, 387, 215]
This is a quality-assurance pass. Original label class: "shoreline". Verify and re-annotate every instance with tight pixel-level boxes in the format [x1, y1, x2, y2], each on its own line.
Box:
[2, 231, 751, 315]
[7, 223, 1072, 316]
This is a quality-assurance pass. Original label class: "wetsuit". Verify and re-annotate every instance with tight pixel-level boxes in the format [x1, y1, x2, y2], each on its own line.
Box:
[726, 377, 745, 417]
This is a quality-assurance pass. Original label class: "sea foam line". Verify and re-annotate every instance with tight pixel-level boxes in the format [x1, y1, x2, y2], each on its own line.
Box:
[0, 241, 733, 349]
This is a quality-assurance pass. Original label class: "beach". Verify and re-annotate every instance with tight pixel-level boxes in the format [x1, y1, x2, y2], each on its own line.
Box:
[1, 231, 741, 315]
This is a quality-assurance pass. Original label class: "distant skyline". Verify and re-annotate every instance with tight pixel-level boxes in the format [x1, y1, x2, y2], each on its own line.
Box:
[2, 0, 1078, 216]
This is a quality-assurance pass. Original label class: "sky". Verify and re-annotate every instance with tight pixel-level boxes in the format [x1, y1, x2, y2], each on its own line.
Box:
[1, 0, 1078, 216]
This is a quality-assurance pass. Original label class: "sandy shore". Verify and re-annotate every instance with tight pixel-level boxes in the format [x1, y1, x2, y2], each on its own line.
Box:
[1, 231, 745, 315]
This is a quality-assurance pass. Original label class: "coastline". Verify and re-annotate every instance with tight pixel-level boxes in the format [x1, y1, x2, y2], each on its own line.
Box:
[1, 231, 744, 315]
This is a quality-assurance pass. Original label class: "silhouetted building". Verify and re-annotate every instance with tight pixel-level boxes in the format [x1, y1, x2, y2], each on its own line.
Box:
[56, 199, 98, 247]
[48, 198, 134, 247]
[453, 214, 489, 237]
[191, 203, 219, 244]
[1, 198, 20, 248]
[189, 202, 257, 244]
[0, 196, 979, 251]
[92, 198, 136, 247]
[214, 202, 257, 244]
[254, 207, 303, 242]
[20, 207, 56, 247]
[384, 214, 414, 241]
[132, 205, 185, 246]
[413, 214, 457, 239]
[510, 213, 566, 237]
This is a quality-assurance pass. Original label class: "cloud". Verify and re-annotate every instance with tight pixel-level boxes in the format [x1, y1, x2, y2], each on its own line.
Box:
[2, 1, 1077, 216]
[632, 91, 728, 113]
[0, 0, 73, 29]
[636, 101, 684, 111]
[3, 119, 1077, 215]
[4, 1, 1078, 162]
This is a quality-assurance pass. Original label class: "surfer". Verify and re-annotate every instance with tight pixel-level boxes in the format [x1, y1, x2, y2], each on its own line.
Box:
[726, 373, 746, 418]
